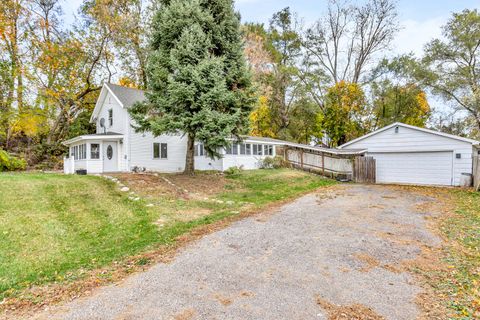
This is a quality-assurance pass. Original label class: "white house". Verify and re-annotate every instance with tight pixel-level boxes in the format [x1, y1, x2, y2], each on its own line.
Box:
[339, 122, 480, 187]
[63, 83, 285, 174]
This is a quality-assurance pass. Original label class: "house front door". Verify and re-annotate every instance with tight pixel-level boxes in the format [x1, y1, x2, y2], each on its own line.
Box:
[103, 142, 118, 172]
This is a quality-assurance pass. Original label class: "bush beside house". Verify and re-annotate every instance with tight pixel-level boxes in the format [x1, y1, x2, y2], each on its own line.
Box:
[0, 149, 27, 172]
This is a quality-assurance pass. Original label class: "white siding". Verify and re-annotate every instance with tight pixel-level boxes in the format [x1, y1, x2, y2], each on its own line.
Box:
[129, 131, 187, 173]
[195, 156, 224, 171]
[222, 155, 264, 170]
[343, 125, 474, 186]
[96, 92, 126, 134]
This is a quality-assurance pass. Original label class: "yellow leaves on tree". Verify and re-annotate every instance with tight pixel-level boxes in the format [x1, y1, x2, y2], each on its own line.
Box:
[249, 95, 276, 138]
[315, 81, 368, 147]
[373, 83, 431, 128]
[10, 109, 46, 138]
[118, 77, 139, 89]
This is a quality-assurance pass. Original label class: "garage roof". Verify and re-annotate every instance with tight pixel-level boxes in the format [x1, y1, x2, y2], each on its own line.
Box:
[339, 122, 479, 148]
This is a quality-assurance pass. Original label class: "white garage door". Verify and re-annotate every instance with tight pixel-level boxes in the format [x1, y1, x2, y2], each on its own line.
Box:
[371, 151, 453, 186]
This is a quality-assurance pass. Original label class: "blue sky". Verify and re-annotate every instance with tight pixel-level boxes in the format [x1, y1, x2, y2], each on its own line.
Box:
[63, 0, 480, 57]
[234, 0, 480, 56]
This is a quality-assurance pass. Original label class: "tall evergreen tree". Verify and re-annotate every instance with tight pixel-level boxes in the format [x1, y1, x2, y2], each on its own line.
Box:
[129, 0, 254, 174]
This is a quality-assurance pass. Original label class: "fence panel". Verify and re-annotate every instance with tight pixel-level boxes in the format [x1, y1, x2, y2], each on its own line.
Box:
[285, 148, 354, 177]
[353, 156, 376, 183]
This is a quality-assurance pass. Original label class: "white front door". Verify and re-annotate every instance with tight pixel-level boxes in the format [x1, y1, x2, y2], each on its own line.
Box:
[371, 151, 453, 186]
[103, 142, 118, 172]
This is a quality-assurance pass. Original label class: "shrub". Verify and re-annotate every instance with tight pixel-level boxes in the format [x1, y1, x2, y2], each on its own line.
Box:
[224, 166, 243, 176]
[0, 149, 27, 172]
[260, 156, 290, 169]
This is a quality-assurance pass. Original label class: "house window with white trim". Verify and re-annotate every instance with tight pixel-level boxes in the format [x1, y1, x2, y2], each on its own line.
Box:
[90, 144, 100, 159]
[108, 109, 113, 126]
[153, 143, 168, 159]
[195, 143, 205, 156]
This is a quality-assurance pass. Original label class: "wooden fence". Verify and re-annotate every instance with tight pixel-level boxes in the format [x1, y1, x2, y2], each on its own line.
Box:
[353, 156, 376, 184]
[474, 156, 480, 191]
[284, 147, 375, 183]
[285, 148, 354, 178]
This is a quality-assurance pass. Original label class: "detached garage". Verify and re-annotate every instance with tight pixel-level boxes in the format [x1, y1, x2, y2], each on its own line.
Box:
[339, 122, 479, 187]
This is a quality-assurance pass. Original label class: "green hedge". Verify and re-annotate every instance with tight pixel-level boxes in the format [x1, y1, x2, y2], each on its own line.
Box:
[0, 150, 27, 172]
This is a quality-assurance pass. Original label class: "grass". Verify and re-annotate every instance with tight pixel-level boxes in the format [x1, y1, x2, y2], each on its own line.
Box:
[438, 190, 480, 319]
[0, 169, 334, 301]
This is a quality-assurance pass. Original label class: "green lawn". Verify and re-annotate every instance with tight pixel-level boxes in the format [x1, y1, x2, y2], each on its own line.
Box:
[439, 190, 480, 319]
[0, 169, 333, 300]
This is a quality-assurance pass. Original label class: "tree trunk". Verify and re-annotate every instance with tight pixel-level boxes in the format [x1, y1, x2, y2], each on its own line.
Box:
[184, 133, 195, 175]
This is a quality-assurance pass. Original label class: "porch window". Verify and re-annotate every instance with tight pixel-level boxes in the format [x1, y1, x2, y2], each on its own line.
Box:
[108, 109, 113, 126]
[72, 144, 87, 160]
[153, 143, 168, 159]
[253, 144, 263, 156]
[264, 145, 273, 156]
[226, 143, 238, 155]
[240, 143, 251, 155]
[91, 144, 100, 159]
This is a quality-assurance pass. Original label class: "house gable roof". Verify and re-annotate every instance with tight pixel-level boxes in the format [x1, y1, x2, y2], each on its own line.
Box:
[90, 83, 146, 123]
[339, 122, 479, 149]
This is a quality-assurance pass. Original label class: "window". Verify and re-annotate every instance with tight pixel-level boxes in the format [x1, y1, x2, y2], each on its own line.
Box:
[239, 143, 252, 155]
[72, 144, 87, 160]
[153, 143, 160, 159]
[226, 144, 238, 155]
[108, 109, 113, 126]
[106, 145, 113, 160]
[161, 143, 168, 159]
[153, 143, 168, 159]
[264, 145, 273, 156]
[195, 144, 205, 156]
[91, 144, 100, 159]
[253, 144, 263, 155]
[240, 143, 246, 155]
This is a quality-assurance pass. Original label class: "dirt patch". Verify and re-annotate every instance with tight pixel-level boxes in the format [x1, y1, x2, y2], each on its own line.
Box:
[354, 253, 380, 272]
[175, 208, 213, 222]
[111, 172, 231, 200]
[316, 297, 385, 320]
[173, 308, 196, 320]
[213, 294, 232, 306]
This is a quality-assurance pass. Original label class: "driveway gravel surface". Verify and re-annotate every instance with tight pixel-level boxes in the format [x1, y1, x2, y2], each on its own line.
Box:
[33, 184, 442, 320]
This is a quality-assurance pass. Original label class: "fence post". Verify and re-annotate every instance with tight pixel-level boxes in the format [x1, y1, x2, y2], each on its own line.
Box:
[474, 156, 479, 191]
[300, 148, 304, 168]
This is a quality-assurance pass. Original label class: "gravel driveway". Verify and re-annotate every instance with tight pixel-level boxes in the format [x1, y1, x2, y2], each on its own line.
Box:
[34, 184, 441, 320]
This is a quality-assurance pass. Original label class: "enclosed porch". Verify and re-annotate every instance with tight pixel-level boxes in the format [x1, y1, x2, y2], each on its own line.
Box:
[63, 133, 124, 174]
